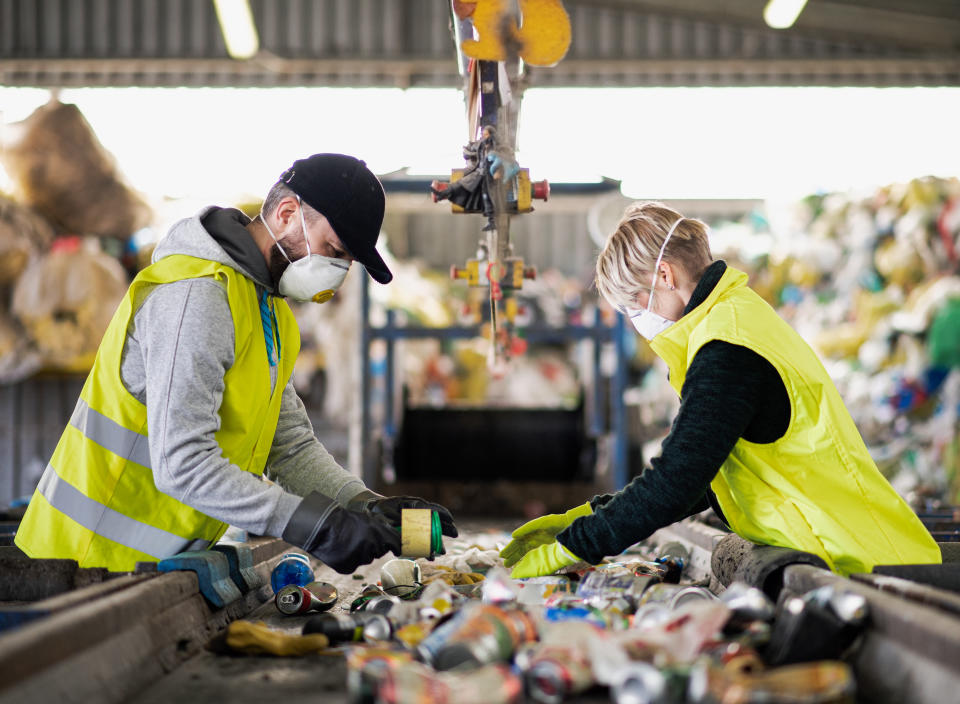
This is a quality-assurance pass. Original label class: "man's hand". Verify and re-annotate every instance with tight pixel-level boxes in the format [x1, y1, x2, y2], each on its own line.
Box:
[500, 502, 592, 567]
[509, 540, 582, 579]
[347, 490, 458, 538]
[282, 492, 402, 574]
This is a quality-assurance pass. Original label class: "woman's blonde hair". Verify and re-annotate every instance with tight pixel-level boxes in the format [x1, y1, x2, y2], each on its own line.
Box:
[595, 201, 712, 311]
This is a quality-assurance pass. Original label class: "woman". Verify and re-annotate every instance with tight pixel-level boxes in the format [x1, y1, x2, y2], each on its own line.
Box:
[503, 201, 941, 578]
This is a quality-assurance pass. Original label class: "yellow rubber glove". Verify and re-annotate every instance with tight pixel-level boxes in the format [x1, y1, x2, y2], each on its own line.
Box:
[224, 621, 330, 656]
[500, 502, 593, 567]
[509, 540, 582, 579]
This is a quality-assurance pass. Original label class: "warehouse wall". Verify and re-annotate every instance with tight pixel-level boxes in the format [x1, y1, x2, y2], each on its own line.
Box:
[0, 375, 82, 507]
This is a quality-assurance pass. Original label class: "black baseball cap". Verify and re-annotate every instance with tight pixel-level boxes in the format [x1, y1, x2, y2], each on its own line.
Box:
[279, 153, 392, 284]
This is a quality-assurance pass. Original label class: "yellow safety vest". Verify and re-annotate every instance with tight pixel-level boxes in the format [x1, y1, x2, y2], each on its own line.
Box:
[15, 254, 300, 571]
[650, 266, 941, 575]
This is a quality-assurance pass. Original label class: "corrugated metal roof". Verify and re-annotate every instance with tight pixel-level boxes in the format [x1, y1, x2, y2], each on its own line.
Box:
[0, 0, 957, 87]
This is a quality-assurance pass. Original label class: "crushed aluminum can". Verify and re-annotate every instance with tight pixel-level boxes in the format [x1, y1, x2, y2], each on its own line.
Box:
[610, 661, 670, 704]
[364, 594, 403, 614]
[764, 587, 869, 666]
[414, 609, 472, 665]
[351, 584, 389, 612]
[639, 582, 717, 611]
[576, 570, 659, 612]
[430, 604, 538, 671]
[525, 650, 594, 704]
[807, 587, 869, 625]
[302, 612, 393, 645]
[274, 581, 338, 615]
[720, 582, 775, 624]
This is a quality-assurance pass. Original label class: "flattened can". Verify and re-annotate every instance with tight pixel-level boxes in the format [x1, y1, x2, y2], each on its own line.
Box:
[576, 570, 659, 610]
[639, 582, 717, 610]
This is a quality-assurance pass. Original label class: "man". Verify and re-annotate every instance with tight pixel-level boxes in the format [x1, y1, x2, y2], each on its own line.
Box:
[16, 153, 457, 573]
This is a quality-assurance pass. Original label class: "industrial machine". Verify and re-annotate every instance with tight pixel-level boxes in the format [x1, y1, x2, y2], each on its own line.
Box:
[432, 0, 570, 369]
[358, 1, 631, 505]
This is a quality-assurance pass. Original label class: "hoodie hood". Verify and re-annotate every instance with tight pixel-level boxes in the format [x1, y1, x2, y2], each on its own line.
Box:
[153, 206, 274, 291]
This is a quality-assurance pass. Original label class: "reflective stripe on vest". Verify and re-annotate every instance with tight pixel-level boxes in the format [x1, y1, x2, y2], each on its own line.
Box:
[14, 252, 300, 571]
[70, 398, 152, 469]
[37, 464, 210, 558]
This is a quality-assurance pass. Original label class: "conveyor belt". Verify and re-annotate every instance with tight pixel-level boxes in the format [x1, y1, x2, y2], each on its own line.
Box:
[1, 519, 959, 704]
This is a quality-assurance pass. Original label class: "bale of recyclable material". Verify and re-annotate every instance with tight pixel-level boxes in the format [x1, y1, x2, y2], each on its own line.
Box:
[0, 100, 152, 239]
[11, 238, 128, 371]
[0, 196, 55, 285]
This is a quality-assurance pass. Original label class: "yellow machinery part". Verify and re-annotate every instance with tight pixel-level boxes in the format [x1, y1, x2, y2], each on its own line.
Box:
[449, 169, 465, 213]
[516, 169, 532, 213]
[460, 0, 571, 67]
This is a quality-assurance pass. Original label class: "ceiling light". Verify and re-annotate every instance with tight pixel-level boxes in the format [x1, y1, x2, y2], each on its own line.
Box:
[213, 0, 259, 60]
[763, 0, 808, 29]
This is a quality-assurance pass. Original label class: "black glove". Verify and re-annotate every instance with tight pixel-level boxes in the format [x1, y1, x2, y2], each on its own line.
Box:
[282, 492, 402, 574]
[347, 489, 458, 538]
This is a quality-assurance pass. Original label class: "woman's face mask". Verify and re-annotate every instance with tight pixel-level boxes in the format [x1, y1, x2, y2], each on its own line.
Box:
[261, 198, 351, 303]
[628, 298, 674, 340]
[627, 217, 684, 341]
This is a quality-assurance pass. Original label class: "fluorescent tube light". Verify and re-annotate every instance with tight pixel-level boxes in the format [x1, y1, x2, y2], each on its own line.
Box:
[213, 0, 259, 60]
[763, 0, 808, 29]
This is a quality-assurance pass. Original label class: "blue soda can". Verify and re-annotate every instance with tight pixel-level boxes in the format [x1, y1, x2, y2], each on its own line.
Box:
[270, 553, 314, 594]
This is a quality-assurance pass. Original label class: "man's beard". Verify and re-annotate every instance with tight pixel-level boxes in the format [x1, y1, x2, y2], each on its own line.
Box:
[268, 235, 307, 288]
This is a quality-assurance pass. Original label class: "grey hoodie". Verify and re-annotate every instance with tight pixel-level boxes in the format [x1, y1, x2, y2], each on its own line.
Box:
[118, 207, 366, 539]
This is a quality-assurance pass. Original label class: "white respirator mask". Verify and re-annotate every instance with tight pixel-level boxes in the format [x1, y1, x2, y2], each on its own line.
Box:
[261, 198, 351, 303]
[628, 218, 684, 341]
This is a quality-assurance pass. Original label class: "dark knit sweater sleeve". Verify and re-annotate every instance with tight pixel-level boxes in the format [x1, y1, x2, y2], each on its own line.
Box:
[558, 340, 775, 564]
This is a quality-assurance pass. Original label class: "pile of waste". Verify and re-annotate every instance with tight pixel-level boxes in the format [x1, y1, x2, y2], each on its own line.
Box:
[243, 534, 868, 704]
[703, 176, 960, 508]
[0, 100, 150, 379]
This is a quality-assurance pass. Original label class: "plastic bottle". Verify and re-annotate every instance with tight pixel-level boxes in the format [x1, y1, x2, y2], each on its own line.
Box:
[270, 552, 315, 594]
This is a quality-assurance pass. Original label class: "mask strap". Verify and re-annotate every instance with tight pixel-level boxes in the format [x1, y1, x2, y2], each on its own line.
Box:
[296, 195, 314, 258]
[648, 217, 684, 293]
[260, 209, 294, 265]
